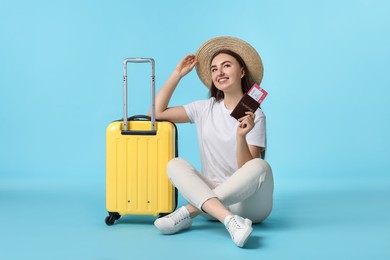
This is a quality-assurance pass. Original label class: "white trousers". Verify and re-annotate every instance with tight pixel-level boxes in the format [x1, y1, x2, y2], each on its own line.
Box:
[167, 157, 274, 223]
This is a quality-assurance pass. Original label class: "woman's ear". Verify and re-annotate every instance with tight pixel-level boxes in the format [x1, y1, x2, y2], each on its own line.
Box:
[241, 68, 245, 78]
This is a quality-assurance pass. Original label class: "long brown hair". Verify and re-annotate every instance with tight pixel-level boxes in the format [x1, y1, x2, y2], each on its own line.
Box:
[209, 49, 251, 101]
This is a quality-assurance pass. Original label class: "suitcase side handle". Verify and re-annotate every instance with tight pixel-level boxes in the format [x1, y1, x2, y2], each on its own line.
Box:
[122, 58, 156, 133]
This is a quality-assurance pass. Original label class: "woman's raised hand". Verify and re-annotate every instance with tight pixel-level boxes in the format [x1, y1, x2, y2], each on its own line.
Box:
[175, 54, 198, 78]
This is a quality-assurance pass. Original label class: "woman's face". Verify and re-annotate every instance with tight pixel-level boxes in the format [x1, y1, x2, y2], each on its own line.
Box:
[210, 53, 245, 93]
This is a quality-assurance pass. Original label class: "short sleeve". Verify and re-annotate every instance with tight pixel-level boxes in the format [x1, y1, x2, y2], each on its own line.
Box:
[246, 108, 266, 148]
[183, 98, 215, 124]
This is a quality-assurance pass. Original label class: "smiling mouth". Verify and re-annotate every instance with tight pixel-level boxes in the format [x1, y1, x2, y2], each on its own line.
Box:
[218, 77, 229, 83]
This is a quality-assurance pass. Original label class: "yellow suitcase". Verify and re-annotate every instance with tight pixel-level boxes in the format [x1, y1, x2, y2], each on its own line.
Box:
[105, 58, 177, 225]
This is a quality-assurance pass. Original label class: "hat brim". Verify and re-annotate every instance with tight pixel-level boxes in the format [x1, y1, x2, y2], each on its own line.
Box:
[195, 36, 263, 89]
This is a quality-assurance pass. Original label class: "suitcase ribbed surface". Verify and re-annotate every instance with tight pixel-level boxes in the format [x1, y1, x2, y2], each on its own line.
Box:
[106, 120, 176, 216]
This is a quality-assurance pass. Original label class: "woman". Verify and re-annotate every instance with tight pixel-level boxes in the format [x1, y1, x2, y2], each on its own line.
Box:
[150, 36, 274, 248]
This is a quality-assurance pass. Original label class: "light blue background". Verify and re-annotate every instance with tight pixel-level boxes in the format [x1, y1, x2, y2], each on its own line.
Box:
[1, 0, 389, 259]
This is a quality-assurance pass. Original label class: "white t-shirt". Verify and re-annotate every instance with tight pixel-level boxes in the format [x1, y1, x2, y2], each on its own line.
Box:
[184, 97, 266, 184]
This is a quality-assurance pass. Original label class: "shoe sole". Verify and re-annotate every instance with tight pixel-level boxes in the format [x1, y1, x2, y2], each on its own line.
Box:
[154, 219, 191, 235]
[236, 226, 253, 247]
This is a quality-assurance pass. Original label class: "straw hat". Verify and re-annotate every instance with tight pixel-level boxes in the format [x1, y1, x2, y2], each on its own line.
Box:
[195, 36, 263, 89]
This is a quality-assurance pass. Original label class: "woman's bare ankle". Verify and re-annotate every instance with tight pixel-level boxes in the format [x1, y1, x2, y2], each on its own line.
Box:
[185, 204, 201, 218]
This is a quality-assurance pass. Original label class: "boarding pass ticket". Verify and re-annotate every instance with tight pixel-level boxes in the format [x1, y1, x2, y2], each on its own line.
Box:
[248, 84, 268, 103]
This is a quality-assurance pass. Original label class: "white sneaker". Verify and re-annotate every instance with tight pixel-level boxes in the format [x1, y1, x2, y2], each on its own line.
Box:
[224, 215, 253, 247]
[154, 206, 192, 235]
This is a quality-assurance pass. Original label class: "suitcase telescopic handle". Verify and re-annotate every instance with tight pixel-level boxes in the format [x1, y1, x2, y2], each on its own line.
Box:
[122, 58, 156, 135]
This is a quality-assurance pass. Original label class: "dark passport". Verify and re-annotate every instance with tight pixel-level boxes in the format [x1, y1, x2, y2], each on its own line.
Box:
[230, 94, 260, 120]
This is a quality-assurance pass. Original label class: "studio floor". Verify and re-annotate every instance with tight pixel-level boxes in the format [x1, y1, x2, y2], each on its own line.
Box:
[1, 177, 389, 260]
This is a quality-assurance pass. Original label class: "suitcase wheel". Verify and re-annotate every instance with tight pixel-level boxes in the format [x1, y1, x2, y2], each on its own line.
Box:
[105, 212, 120, 226]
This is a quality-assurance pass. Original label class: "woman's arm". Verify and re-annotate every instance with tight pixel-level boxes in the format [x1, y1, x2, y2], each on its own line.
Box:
[148, 54, 197, 123]
[236, 138, 262, 168]
[236, 112, 262, 167]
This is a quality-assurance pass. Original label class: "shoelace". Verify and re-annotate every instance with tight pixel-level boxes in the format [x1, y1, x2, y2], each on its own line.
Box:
[170, 209, 189, 225]
[226, 216, 241, 234]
